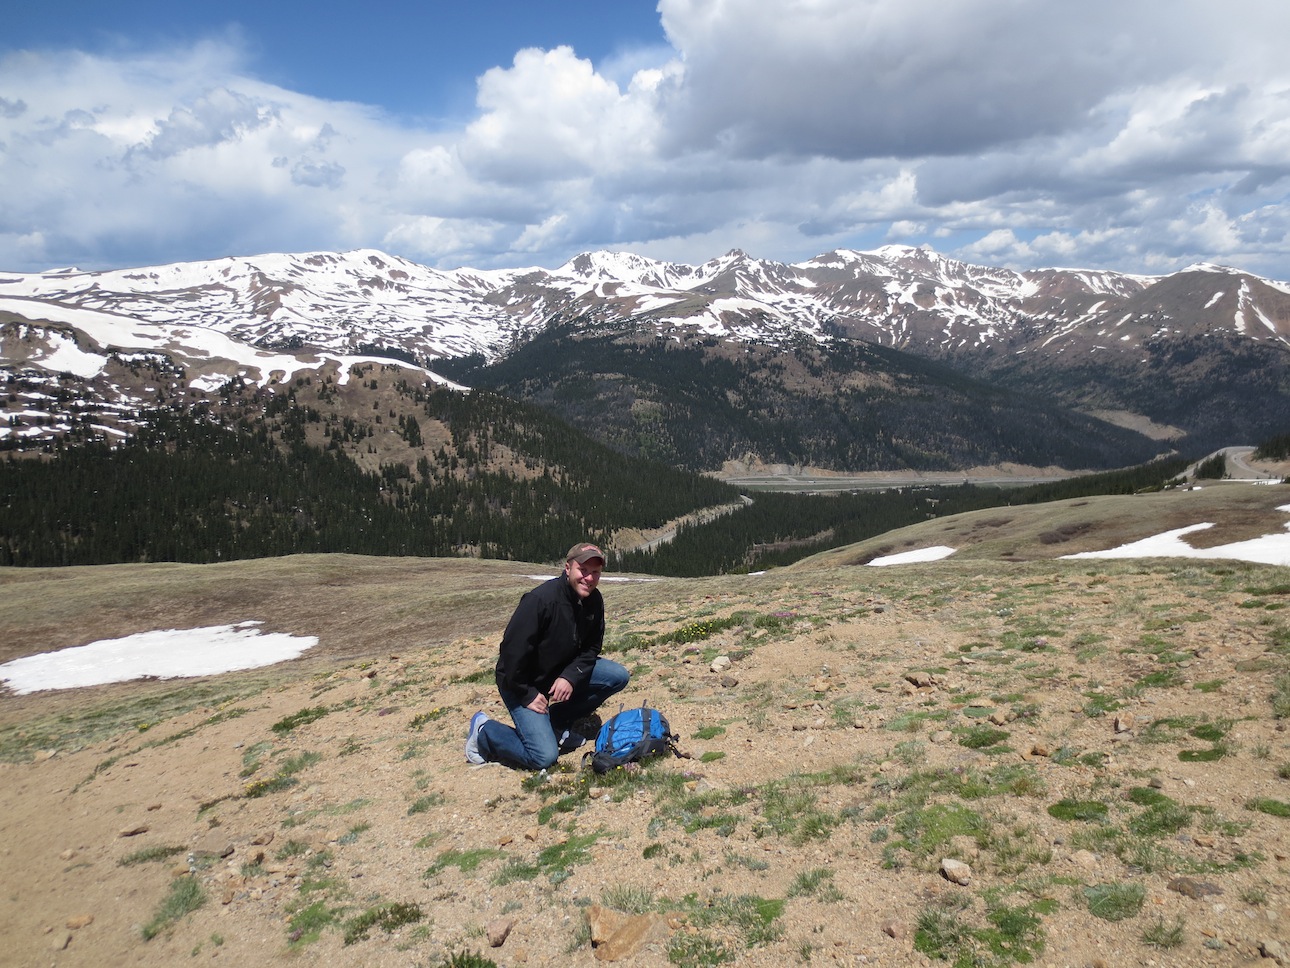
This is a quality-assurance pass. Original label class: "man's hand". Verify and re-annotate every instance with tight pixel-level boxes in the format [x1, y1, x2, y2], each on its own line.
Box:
[548, 677, 574, 704]
[526, 678, 573, 714]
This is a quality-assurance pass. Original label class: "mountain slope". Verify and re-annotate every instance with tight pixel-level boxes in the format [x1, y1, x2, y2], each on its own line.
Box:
[4, 244, 1290, 467]
[461, 323, 1163, 472]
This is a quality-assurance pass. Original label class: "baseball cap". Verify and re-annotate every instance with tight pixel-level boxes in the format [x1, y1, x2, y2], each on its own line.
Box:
[566, 542, 606, 565]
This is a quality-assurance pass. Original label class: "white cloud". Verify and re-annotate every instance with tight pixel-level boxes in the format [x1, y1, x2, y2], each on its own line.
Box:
[460, 46, 660, 182]
[2, 1, 1290, 278]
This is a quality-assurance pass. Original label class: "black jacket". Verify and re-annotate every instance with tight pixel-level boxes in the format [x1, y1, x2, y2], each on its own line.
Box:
[495, 573, 605, 708]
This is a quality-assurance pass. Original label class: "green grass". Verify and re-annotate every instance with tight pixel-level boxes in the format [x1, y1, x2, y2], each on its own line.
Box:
[1047, 799, 1109, 822]
[656, 615, 745, 645]
[243, 750, 322, 798]
[1084, 882, 1144, 921]
[424, 847, 504, 876]
[1189, 720, 1231, 742]
[672, 892, 784, 960]
[119, 844, 187, 866]
[1125, 786, 1169, 807]
[1136, 669, 1184, 689]
[1142, 915, 1185, 949]
[283, 903, 343, 949]
[1273, 673, 1290, 718]
[1178, 748, 1226, 763]
[271, 705, 331, 734]
[1246, 798, 1290, 817]
[602, 884, 657, 914]
[1081, 691, 1122, 717]
[276, 839, 310, 860]
[492, 833, 600, 886]
[407, 707, 452, 729]
[887, 802, 987, 869]
[757, 782, 838, 843]
[491, 858, 541, 885]
[1127, 799, 1192, 837]
[430, 953, 498, 968]
[787, 867, 843, 901]
[141, 877, 206, 940]
[0, 682, 260, 766]
[957, 725, 1011, 750]
[408, 793, 445, 814]
[668, 933, 734, 967]
[914, 896, 1048, 967]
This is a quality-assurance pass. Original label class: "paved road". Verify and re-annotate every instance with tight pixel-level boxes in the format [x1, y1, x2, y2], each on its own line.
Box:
[722, 473, 1070, 493]
[1223, 446, 1274, 479]
[631, 499, 750, 553]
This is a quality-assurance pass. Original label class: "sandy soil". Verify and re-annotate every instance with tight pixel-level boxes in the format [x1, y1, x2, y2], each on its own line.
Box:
[3, 550, 1290, 968]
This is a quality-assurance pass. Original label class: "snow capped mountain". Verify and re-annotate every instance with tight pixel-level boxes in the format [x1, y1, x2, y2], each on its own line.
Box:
[5, 245, 1288, 371]
[0, 250, 539, 361]
[4, 243, 1290, 451]
[7, 241, 1290, 459]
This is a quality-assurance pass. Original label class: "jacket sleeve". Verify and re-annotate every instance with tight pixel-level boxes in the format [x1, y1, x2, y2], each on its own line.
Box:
[495, 589, 548, 708]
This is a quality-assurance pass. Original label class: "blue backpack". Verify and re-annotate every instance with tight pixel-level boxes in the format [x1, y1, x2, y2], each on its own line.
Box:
[586, 704, 681, 774]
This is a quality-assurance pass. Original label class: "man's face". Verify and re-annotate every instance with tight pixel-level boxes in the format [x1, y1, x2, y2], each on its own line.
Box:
[566, 557, 603, 598]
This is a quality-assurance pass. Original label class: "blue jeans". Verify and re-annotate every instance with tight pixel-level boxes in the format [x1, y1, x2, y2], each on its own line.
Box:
[477, 658, 629, 770]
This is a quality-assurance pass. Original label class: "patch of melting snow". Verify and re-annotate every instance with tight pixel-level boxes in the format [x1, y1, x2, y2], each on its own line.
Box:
[0, 621, 317, 695]
[868, 545, 957, 566]
[1061, 518, 1290, 566]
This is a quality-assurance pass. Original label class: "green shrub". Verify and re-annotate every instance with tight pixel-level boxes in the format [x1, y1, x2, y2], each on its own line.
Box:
[433, 952, 498, 968]
[342, 901, 423, 945]
[958, 725, 1010, 750]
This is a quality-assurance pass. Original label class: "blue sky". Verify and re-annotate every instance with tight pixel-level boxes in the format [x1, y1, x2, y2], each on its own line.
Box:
[3, 1, 1290, 278]
[6, 2, 668, 122]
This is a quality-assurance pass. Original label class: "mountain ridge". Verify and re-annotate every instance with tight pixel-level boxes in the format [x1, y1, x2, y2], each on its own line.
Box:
[4, 243, 1290, 468]
[5, 245, 1288, 369]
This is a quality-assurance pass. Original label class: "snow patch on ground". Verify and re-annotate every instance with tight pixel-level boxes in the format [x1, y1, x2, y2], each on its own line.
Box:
[1061, 514, 1290, 567]
[0, 621, 317, 695]
[868, 545, 957, 566]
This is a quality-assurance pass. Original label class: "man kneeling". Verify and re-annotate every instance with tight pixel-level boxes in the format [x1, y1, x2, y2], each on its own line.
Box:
[465, 542, 629, 769]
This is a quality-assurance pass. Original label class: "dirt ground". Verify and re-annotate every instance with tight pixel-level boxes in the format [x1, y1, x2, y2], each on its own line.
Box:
[3, 540, 1290, 967]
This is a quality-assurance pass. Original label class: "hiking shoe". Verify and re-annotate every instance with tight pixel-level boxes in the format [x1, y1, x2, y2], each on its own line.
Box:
[465, 711, 489, 765]
[571, 713, 602, 739]
[557, 713, 603, 754]
[557, 728, 588, 754]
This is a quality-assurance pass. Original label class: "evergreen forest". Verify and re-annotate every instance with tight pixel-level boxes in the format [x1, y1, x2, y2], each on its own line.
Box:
[0, 360, 1193, 573]
[456, 325, 1164, 472]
